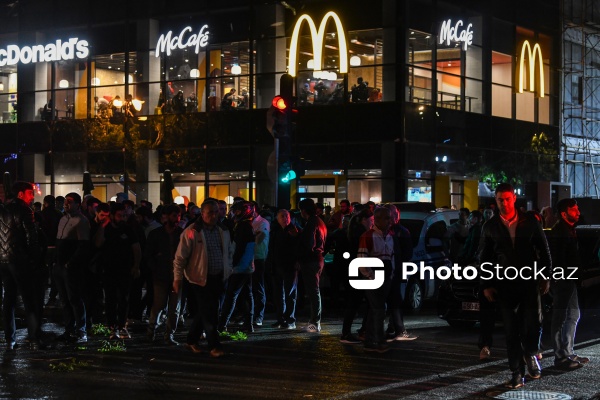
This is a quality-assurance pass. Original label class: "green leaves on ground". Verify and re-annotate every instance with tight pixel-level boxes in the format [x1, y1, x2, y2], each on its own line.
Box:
[50, 358, 89, 372]
[98, 340, 126, 353]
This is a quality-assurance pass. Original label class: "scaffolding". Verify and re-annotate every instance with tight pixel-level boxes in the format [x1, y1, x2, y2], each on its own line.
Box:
[562, 0, 600, 198]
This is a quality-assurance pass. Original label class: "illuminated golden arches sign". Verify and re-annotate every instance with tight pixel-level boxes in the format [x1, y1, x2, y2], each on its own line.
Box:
[517, 40, 545, 98]
[288, 11, 348, 77]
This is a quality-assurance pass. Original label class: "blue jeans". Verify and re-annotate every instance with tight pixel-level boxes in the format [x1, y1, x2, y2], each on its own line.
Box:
[53, 263, 87, 335]
[252, 259, 266, 323]
[272, 265, 298, 324]
[300, 260, 324, 325]
[364, 274, 392, 345]
[219, 273, 254, 328]
[551, 281, 580, 359]
[148, 279, 182, 336]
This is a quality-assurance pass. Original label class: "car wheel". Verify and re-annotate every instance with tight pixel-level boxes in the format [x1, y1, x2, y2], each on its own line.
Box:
[447, 320, 477, 329]
[405, 279, 423, 312]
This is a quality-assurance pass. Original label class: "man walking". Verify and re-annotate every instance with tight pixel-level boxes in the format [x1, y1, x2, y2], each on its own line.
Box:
[358, 207, 394, 353]
[550, 198, 590, 369]
[174, 200, 233, 357]
[0, 181, 42, 350]
[297, 198, 327, 333]
[479, 183, 551, 389]
[55, 192, 90, 344]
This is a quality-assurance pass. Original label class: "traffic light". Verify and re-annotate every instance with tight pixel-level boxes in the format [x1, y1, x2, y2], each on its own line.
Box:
[266, 95, 290, 138]
[280, 161, 296, 184]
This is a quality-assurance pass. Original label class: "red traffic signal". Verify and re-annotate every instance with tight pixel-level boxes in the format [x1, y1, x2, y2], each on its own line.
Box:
[272, 95, 287, 111]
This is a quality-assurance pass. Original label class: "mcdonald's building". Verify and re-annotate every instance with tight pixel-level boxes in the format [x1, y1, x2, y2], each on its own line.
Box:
[0, 0, 561, 210]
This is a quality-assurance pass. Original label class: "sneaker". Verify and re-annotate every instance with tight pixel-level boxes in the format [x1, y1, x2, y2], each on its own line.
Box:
[184, 343, 202, 353]
[389, 330, 418, 342]
[282, 322, 296, 330]
[75, 334, 88, 344]
[303, 323, 321, 333]
[209, 347, 224, 358]
[535, 353, 543, 360]
[479, 346, 491, 360]
[364, 342, 390, 353]
[505, 371, 525, 389]
[340, 334, 362, 345]
[6, 341, 17, 351]
[554, 357, 581, 370]
[119, 328, 131, 339]
[571, 355, 590, 364]
[255, 320, 263, 326]
[524, 355, 542, 379]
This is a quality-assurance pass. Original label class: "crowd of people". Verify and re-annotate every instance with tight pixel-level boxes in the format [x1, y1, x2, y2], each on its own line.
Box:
[0, 181, 592, 388]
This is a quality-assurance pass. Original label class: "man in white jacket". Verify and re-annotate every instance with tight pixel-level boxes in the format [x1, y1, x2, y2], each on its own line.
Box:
[173, 200, 233, 357]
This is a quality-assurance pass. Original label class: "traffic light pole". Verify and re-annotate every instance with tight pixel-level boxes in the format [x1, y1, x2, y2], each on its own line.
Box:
[277, 73, 294, 209]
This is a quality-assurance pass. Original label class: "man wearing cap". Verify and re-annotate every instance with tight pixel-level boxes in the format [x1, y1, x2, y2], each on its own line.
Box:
[550, 198, 590, 370]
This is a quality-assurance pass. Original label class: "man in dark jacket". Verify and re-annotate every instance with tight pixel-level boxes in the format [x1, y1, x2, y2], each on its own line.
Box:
[550, 198, 589, 370]
[478, 183, 551, 389]
[269, 209, 298, 329]
[55, 192, 90, 343]
[297, 198, 327, 333]
[146, 204, 183, 345]
[0, 181, 42, 350]
[218, 201, 255, 332]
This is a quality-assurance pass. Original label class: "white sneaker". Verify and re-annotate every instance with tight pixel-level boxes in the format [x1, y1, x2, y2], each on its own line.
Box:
[303, 323, 321, 333]
[393, 330, 417, 341]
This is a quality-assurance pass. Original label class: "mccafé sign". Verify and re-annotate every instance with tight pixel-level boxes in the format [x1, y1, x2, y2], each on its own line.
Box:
[0, 38, 89, 66]
[288, 11, 348, 77]
[517, 40, 545, 98]
[439, 19, 473, 51]
[155, 25, 210, 57]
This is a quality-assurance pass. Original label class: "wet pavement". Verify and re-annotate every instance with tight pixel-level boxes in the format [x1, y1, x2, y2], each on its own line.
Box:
[1, 303, 600, 399]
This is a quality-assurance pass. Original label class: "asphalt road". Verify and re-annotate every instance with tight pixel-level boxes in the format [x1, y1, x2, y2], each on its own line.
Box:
[1, 302, 600, 400]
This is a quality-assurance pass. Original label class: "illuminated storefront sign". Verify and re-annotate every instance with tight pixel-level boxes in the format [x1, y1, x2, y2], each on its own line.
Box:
[517, 40, 545, 97]
[439, 19, 473, 51]
[288, 11, 348, 77]
[0, 38, 89, 66]
[155, 25, 209, 57]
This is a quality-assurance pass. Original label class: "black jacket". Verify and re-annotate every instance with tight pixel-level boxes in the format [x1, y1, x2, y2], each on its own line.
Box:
[477, 211, 551, 290]
[0, 198, 40, 265]
[268, 222, 298, 270]
[549, 218, 581, 278]
[297, 215, 327, 263]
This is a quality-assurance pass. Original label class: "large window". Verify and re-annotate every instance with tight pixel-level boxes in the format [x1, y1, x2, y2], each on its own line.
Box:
[291, 29, 385, 106]
[407, 16, 483, 115]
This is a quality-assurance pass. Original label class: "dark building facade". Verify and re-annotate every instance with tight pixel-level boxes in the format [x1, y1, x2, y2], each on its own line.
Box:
[0, 0, 560, 209]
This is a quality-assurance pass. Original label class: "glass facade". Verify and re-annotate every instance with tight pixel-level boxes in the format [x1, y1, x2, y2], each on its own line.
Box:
[0, 0, 560, 208]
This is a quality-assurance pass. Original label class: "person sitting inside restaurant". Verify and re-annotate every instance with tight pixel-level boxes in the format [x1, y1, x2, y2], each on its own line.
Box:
[221, 88, 237, 110]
